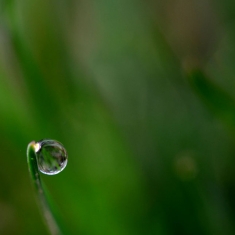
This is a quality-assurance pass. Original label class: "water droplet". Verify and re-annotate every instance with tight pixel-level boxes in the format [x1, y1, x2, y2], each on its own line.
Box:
[34, 139, 68, 175]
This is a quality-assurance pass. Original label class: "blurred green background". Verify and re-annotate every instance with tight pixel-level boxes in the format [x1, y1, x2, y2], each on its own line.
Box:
[1, 0, 235, 234]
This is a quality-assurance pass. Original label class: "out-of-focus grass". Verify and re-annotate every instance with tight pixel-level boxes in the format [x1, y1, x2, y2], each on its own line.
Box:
[1, 0, 235, 235]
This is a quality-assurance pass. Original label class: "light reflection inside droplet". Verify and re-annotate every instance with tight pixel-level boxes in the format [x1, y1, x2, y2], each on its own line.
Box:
[34, 143, 41, 152]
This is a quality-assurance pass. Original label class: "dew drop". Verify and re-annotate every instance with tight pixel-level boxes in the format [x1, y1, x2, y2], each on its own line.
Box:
[34, 139, 68, 175]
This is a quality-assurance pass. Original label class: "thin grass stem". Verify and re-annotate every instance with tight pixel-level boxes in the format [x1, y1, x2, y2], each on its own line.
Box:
[27, 141, 63, 235]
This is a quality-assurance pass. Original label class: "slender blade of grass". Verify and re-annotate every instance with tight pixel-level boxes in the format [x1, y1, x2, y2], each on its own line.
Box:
[27, 141, 63, 235]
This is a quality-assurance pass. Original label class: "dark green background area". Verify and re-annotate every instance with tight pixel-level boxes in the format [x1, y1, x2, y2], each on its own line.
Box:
[1, 0, 235, 234]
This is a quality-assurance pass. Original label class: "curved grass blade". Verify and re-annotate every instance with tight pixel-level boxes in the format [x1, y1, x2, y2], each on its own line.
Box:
[27, 141, 64, 235]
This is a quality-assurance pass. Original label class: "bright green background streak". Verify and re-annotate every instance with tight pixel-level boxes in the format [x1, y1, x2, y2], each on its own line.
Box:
[1, 0, 235, 234]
